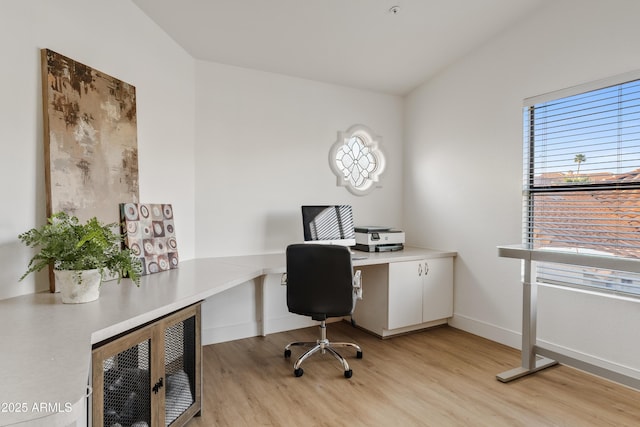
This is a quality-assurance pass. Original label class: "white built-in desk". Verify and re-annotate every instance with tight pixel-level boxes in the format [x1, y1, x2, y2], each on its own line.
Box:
[0, 247, 455, 426]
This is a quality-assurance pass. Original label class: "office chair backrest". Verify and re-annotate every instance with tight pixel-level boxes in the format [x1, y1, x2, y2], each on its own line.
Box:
[286, 244, 354, 321]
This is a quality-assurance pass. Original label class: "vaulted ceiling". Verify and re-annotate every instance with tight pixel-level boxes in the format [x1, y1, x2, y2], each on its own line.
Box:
[133, 0, 550, 95]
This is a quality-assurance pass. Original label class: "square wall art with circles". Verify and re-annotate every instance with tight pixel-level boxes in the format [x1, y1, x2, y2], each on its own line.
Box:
[120, 203, 179, 275]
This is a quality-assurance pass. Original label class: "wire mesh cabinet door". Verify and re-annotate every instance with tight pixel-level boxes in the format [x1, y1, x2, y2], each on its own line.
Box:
[158, 304, 202, 427]
[92, 303, 201, 427]
[92, 324, 155, 427]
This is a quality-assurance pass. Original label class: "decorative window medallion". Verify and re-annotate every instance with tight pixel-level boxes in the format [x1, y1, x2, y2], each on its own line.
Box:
[329, 125, 385, 196]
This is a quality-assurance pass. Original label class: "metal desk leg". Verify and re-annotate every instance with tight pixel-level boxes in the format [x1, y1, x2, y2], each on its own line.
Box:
[497, 260, 557, 382]
[257, 276, 266, 336]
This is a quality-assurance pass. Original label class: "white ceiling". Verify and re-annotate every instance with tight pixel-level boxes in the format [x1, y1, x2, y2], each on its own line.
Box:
[132, 0, 549, 95]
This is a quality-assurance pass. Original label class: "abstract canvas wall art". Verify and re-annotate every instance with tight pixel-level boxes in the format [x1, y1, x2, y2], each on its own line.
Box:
[41, 49, 139, 292]
[41, 49, 139, 223]
[120, 203, 179, 275]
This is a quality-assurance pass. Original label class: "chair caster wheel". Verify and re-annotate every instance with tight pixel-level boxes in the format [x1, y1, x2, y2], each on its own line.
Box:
[284, 349, 291, 358]
[344, 369, 353, 378]
[356, 351, 363, 359]
[294, 368, 304, 377]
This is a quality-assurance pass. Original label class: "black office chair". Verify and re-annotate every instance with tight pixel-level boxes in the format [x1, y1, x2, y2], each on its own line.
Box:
[283, 244, 363, 378]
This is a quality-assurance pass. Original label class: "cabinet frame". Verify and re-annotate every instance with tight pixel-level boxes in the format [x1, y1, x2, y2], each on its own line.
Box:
[91, 303, 201, 427]
[353, 257, 453, 337]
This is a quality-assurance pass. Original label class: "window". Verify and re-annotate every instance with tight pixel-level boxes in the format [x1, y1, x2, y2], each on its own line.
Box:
[524, 72, 640, 296]
[329, 125, 385, 196]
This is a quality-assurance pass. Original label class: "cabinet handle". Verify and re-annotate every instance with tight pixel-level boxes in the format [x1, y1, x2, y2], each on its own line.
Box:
[418, 263, 423, 276]
[152, 377, 164, 394]
[424, 262, 430, 276]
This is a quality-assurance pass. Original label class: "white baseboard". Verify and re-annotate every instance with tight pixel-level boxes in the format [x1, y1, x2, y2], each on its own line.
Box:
[202, 322, 260, 345]
[202, 316, 345, 345]
[448, 314, 521, 349]
[264, 314, 318, 335]
[204, 312, 518, 348]
[448, 313, 640, 382]
[537, 340, 640, 381]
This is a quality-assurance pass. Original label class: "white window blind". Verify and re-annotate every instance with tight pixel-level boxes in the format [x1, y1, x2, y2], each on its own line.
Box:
[524, 74, 640, 296]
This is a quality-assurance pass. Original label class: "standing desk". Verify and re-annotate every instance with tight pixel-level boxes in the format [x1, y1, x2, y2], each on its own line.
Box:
[497, 244, 640, 390]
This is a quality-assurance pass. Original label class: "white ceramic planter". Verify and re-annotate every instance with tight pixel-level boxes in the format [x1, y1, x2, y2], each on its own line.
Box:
[55, 269, 102, 304]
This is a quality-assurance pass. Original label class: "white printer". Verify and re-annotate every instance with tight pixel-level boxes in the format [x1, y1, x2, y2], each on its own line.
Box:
[353, 226, 405, 252]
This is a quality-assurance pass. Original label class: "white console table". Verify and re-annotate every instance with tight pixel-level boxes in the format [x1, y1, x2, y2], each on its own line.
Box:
[0, 246, 455, 426]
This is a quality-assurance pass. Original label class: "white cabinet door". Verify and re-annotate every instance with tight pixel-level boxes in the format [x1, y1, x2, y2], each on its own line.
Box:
[388, 260, 423, 329]
[422, 257, 453, 322]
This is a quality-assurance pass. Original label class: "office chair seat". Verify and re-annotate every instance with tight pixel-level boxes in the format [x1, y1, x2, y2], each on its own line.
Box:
[283, 244, 363, 378]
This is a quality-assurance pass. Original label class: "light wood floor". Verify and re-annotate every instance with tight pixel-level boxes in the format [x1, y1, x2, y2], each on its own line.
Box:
[189, 322, 640, 427]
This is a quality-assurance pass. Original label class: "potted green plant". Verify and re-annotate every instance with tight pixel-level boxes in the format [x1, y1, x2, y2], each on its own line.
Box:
[19, 212, 142, 303]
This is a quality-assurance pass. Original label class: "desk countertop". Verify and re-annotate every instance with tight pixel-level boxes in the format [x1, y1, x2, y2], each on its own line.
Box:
[0, 247, 455, 426]
[498, 244, 640, 273]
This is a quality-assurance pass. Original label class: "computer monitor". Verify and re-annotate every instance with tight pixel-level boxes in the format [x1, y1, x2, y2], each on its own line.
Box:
[301, 205, 356, 247]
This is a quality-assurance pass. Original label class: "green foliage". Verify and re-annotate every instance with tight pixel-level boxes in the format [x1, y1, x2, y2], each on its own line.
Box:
[564, 176, 590, 183]
[18, 212, 142, 285]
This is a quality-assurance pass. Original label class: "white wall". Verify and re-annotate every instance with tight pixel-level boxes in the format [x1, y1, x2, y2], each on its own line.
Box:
[194, 61, 404, 342]
[0, 0, 404, 344]
[0, 0, 196, 300]
[404, 0, 640, 377]
[194, 61, 404, 258]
